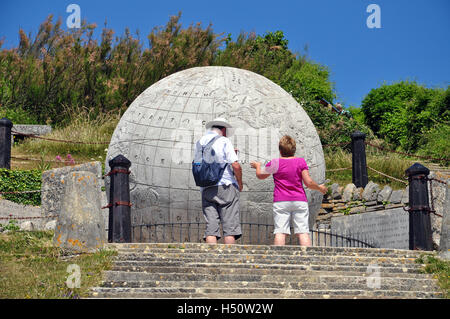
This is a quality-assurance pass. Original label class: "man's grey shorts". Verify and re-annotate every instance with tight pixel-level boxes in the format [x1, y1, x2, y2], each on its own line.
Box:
[273, 201, 309, 234]
[202, 184, 242, 240]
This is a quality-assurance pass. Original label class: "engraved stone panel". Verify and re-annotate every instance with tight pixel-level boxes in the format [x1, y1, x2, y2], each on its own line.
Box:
[331, 207, 409, 249]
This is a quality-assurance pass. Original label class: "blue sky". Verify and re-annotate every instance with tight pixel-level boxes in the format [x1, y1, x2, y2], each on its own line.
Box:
[1, 0, 449, 107]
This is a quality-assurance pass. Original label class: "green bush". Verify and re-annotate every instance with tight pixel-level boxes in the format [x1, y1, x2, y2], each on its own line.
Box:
[0, 169, 42, 206]
[2, 220, 20, 232]
[0, 13, 223, 124]
[214, 30, 295, 84]
[347, 106, 365, 125]
[278, 59, 373, 146]
[0, 107, 39, 124]
[417, 124, 450, 164]
[361, 81, 449, 153]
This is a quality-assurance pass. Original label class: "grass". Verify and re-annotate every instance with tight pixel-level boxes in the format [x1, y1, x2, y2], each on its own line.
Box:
[416, 254, 450, 299]
[0, 230, 117, 299]
[12, 106, 119, 171]
[324, 147, 418, 190]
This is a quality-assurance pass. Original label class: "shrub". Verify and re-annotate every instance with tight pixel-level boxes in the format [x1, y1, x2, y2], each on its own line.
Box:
[0, 169, 42, 206]
[0, 13, 224, 124]
[0, 107, 39, 124]
[417, 124, 450, 164]
[214, 30, 295, 83]
[361, 81, 449, 153]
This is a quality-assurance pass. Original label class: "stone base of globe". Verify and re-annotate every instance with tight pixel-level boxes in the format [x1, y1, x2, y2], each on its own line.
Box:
[106, 66, 325, 243]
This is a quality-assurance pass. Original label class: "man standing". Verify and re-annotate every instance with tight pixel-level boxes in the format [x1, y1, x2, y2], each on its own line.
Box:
[193, 118, 243, 244]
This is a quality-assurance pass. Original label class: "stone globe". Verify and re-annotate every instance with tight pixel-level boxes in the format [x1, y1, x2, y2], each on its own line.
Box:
[106, 66, 325, 243]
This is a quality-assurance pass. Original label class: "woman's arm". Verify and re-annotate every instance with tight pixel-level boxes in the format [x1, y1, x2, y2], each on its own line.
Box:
[301, 169, 328, 194]
[250, 161, 271, 180]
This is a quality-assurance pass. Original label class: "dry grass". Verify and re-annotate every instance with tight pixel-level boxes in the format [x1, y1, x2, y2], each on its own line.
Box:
[12, 106, 119, 171]
[0, 231, 116, 299]
[325, 148, 413, 189]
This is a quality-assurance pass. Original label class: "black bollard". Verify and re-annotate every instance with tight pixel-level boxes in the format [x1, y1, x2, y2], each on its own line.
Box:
[106, 155, 132, 243]
[351, 131, 368, 188]
[405, 163, 433, 251]
[0, 118, 13, 169]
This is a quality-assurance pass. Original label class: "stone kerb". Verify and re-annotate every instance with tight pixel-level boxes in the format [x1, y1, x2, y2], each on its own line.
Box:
[53, 170, 106, 252]
[0, 198, 44, 230]
[11, 124, 52, 143]
[12, 124, 52, 136]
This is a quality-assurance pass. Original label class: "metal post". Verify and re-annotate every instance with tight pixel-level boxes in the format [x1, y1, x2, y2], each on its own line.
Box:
[405, 163, 433, 251]
[107, 154, 132, 243]
[0, 118, 13, 169]
[351, 131, 368, 188]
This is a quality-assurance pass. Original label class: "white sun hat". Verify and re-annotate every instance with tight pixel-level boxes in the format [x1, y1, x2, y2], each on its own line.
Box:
[205, 117, 233, 130]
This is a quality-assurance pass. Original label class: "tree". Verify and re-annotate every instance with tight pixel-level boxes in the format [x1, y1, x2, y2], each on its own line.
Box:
[361, 81, 449, 152]
[214, 30, 295, 83]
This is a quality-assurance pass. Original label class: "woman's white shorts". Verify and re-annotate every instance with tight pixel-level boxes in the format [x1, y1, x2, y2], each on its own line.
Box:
[273, 201, 309, 234]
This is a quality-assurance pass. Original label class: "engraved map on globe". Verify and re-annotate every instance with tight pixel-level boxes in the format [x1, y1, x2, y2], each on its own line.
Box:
[106, 66, 325, 242]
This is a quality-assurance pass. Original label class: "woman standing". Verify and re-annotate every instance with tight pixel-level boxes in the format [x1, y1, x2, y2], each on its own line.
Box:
[250, 135, 327, 246]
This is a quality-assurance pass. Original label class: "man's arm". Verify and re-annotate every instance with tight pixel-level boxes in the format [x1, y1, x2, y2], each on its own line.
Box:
[231, 161, 243, 192]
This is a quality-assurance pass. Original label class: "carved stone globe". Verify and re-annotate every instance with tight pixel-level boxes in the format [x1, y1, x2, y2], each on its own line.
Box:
[106, 66, 325, 242]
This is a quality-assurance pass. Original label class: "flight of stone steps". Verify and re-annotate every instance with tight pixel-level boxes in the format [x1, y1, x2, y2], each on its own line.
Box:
[89, 243, 443, 299]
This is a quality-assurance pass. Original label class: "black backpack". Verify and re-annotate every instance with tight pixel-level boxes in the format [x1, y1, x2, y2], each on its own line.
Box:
[192, 135, 228, 187]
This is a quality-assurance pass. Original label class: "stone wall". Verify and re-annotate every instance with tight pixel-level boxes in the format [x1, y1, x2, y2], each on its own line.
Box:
[12, 124, 52, 144]
[317, 181, 408, 226]
[429, 171, 450, 253]
[317, 175, 449, 250]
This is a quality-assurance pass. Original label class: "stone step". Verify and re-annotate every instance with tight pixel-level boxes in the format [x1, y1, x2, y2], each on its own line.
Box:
[102, 268, 433, 283]
[110, 259, 422, 271]
[114, 247, 425, 259]
[90, 243, 442, 299]
[111, 264, 423, 276]
[100, 277, 439, 292]
[114, 252, 422, 266]
[89, 287, 443, 299]
[111, 261, 422, 274]
[109, 243, 428, 258]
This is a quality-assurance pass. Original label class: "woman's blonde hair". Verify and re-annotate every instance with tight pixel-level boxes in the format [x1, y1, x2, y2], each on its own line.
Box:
[279, 135, 296, 157]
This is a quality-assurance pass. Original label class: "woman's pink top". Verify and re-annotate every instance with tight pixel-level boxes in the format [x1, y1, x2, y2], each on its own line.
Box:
[265, 157, 309, 202]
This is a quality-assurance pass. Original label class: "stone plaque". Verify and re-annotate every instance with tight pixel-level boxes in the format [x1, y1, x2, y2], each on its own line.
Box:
[331, 207, 409, 249]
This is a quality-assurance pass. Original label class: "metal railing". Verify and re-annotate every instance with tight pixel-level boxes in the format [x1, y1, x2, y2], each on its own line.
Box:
[131, 222, 378, 248]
